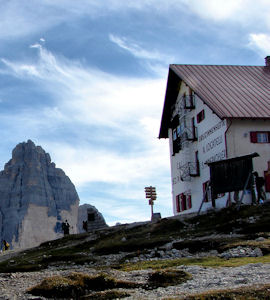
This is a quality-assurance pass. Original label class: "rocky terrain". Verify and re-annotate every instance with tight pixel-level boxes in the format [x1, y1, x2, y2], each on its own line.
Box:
[1, 203, 270, 298]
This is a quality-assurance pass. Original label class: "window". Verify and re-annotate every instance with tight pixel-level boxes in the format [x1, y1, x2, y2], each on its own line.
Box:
[197, 109, 205, 123]
[172, 116, 181, 154]
[88, 213, 95, 222]
[250, 131, 270, 143]
[176, 193, 192, 212]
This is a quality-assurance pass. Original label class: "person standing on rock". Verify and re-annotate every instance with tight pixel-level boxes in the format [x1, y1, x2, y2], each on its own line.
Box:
[65, 220, 70, 235]
[61, 221, 66, 235]
[62, 221, 69, 236]
[83, 220, 87, 232]
[2, 240, 10, 251]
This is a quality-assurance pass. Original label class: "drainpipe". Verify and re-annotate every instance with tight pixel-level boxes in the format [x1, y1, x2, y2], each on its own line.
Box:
[224, 118, 233, 206]
[224, 118, 232, 159]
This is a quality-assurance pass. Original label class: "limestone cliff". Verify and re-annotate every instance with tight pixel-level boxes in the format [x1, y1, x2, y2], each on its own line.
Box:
[0, 140, 79, 249]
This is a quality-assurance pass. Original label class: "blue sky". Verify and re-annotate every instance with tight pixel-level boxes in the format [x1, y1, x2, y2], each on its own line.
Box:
[0, 0, 269, 225]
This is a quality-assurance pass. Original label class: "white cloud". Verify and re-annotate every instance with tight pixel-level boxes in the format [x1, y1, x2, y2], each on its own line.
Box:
[248, 33, 270, 55]
[2, 44, 167, 127]
[1, 58, 40, 77]
[1, 44, 169, 183]
[109, 34, 173, 62]
[181, 0, 244, 21]
[47, 140, 169, 187]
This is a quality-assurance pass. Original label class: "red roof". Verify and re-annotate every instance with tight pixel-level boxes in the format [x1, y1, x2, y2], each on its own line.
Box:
[159, 64, 270, 138]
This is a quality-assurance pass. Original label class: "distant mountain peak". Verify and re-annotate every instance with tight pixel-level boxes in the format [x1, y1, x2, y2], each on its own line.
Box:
[0, 140, 79, 249]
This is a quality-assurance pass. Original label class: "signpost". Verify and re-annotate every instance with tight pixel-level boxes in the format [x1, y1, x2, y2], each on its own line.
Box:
[144, 186, 157, 219]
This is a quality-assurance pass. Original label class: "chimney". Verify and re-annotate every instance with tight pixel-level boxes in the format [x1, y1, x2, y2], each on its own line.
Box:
[265, 56, 270, 67]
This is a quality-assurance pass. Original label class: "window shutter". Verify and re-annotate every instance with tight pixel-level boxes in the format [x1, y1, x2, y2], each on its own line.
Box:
[176, 195, 180, 212]
[187, 195, 192, 209]
[181, 193, 186, 211]
[265, 174, 270, 192]
[250, 132, 257, 143]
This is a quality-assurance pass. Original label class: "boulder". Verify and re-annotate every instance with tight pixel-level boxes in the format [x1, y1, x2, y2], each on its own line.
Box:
[77, 203, 107, 233]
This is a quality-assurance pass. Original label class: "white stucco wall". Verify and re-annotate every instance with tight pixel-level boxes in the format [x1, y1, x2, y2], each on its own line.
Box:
[170, 81, 229, 215]
[226, 119, 270, 177]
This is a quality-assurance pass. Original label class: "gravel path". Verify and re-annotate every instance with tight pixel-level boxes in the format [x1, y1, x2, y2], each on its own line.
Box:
[1, 262, 270, 299]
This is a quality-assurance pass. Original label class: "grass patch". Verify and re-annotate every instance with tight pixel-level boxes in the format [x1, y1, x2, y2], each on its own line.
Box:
[28, 272, 140, 298]
[0, 245, 97, 273]
[119, 254, 270, 271]
[172, 283, 270, 299]
[148, 269, 192, 288]
[92, 219, 184, 255]
[28, 269, 192, 298]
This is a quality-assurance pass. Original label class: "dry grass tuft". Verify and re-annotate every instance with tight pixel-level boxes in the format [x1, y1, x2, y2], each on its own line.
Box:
[27, 272, 140, 298]
[148, 268, 192, 288]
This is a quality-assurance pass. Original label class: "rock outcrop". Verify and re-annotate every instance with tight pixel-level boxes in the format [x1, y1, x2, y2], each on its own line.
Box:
[0, 140, 79, 249]
[77, 204, 107, 233]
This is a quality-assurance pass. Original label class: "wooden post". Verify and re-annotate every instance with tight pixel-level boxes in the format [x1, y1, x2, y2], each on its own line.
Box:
[197, 181, 210, 215]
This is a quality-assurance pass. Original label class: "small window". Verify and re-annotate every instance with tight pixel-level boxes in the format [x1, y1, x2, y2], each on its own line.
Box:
[250, 131, 270, 143]
[172, 119, 181, 155]
[258, 132, 269, 143]
[197, 109, 205, 123]
[88, 213, 95, 222]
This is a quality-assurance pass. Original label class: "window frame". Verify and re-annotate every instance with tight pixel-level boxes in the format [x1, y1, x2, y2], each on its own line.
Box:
[196, 109, 205, 123]
[250, 131, 270, 143]
[176, 193, 192, 212]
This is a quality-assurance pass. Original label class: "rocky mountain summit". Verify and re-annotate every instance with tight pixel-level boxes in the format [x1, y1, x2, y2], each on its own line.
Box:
[0, 140, 105, 249]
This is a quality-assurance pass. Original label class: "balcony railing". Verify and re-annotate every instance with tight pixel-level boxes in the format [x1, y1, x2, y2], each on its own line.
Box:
[183, 95, 195, 110]
[177, 161, 200, 181]
[180, 126, 197, 142]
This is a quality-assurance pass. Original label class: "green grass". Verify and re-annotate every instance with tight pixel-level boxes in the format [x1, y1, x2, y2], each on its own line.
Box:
[119, 254, 270, 271]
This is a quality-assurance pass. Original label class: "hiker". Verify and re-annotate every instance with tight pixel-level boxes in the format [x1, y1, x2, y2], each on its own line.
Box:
[83, 220, 87, 232]
[65, 220, 70, 234]
[253, 172, 266, 204]
[62, 220, 70, 235]
[62, 221, 70, 236]
[2, 240, 10, 251]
